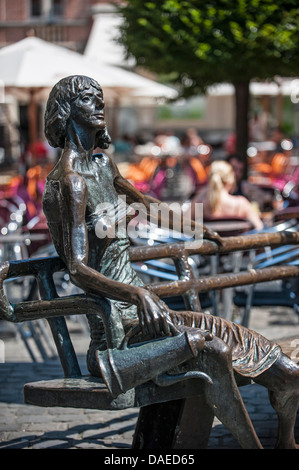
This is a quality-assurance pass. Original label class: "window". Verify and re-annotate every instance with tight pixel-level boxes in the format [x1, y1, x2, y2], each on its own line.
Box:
[30, 0, 64, 19]
[31, 0, 42, 17]
[52, 0, 64, 17]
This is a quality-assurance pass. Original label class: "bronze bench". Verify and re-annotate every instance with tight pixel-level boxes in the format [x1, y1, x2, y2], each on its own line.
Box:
[1, 231, 299, 449]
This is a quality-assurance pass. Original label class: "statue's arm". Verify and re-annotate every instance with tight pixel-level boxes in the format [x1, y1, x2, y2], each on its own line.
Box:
[113, 169, 222, 245]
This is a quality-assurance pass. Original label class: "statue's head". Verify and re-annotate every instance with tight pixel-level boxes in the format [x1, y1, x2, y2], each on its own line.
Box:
[44, 75, 111, 149]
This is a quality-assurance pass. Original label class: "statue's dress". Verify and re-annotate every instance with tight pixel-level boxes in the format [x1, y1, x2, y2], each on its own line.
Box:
[43, 153, 281, 380]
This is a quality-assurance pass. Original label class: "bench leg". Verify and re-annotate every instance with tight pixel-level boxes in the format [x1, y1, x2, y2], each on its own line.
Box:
[132, 395, 214, 449]
[173, 395, 214, 449]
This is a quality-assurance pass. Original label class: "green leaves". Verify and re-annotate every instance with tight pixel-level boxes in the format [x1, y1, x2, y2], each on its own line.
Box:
[229, 21, 244, 42]
[137, 18, 148, 27]
[195, 43, 212, 60]
[118, 0, 299, 94]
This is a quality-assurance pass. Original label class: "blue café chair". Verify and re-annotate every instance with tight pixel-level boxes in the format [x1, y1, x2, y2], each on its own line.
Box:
[233, 219, 299, 327]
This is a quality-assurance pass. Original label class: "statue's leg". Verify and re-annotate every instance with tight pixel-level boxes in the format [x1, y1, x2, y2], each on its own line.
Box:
[268, 389, 299, 449]
[168, 310, 263, 448]
[254, 353, 299, 449]
[198, 336, 263, 449]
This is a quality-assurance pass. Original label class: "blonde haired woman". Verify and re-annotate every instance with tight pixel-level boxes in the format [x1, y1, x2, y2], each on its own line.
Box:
[193, 160, 263, 230]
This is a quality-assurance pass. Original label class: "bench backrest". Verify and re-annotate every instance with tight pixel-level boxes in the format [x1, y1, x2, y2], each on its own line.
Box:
[1, 231, 299, 378]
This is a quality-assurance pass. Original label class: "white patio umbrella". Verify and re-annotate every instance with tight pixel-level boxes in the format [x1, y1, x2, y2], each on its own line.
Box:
[0, 36, 177, 94]
[0, 36, 177, 144]
[208, 79, 299, 97]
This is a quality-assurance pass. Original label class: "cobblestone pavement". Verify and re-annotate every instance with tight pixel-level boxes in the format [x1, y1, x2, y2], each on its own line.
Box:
[0, 304, 299, 450]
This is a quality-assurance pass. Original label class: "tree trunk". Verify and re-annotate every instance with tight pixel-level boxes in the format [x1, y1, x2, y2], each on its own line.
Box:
[233, 80, 250, 176]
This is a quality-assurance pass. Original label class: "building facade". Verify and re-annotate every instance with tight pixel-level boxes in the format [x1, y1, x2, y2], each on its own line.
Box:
[0, 0, 117, 164]
[0, 0, 109, 52]
[0, 1, 237, 166]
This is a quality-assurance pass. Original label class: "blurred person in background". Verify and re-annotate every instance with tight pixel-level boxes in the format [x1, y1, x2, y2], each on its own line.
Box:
[191, 160, 264, 230]
[270, 127, 285, 153]
[227, 153, 266, 211]
[249, 111, 267, 142]
[180, 128, 210, 187]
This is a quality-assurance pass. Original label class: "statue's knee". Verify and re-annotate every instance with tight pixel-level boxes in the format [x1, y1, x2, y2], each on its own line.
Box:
[203, 336, 232, 364]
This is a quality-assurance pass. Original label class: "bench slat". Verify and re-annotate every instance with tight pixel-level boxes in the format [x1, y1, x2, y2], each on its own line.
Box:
[23, 372, 251, 411]
[24, 376, 207, 410]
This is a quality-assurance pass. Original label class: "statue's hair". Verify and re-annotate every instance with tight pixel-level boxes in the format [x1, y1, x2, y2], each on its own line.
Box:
[44, 75, 111, 149]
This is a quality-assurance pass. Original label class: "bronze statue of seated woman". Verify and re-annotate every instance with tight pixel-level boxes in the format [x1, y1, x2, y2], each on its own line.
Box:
[5, 75, 299, 449]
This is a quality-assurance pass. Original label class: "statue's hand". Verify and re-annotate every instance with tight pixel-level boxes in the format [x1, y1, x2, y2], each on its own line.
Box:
[135, 288, 179, 338]
[203, 225, 223, 245]
[0, 305, 16, 323]
[0, 263, 16, 322]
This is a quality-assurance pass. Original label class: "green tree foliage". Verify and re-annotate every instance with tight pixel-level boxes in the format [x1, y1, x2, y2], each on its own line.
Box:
[118, 0, 299, 157]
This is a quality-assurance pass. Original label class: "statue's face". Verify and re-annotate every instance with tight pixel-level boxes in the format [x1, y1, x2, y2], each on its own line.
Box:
[70, 85, 106, 131]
